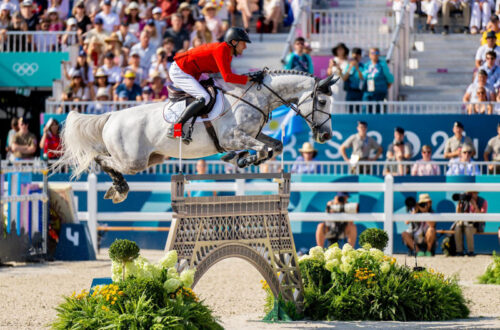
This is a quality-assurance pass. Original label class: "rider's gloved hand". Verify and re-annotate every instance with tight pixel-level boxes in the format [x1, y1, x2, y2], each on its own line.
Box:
[249, 71, 265, 84]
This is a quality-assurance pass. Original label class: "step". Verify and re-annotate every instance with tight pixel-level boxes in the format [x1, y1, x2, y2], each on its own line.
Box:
[400, 86, 467, 101]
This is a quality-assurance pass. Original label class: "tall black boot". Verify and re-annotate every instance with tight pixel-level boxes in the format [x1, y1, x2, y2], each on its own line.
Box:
[168, 98, 206, 144]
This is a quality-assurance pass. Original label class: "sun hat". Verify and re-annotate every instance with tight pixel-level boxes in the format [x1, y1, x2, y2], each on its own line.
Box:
[95, 68, 108, 77]
[298, 142, 317, 157]
[202, 2, 217, 15]
[331, 42, 349, 57]
[418, 193, 432, 204]
[125, 1, 139, 14]
[149, 70, 162, 81]
[105, 32, 121, 43]
[124, 70, 136, 78]
[178, 2, 191, 12]
[152, 7, 162, 15]
[47, 7, 59, 14]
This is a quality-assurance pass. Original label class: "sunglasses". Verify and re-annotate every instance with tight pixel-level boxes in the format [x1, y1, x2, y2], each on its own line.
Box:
[487, 57, 495, 60]
[421, 150, 431, 154]
[462, 151, 472, 154]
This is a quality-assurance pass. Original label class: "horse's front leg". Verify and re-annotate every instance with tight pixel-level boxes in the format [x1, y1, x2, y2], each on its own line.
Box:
[220, 130, 271, 168]
[255, 133, 283, 160]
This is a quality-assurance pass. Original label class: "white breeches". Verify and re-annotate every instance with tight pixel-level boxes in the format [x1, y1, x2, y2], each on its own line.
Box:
[471, 0, 493, 29]
[169, 61, 210, 105]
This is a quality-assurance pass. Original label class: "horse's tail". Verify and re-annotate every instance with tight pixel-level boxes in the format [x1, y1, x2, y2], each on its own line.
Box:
[54, 111, 112, 178]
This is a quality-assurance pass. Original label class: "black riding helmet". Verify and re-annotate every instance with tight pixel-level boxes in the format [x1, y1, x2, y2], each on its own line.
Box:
[225, 28, 251, 55]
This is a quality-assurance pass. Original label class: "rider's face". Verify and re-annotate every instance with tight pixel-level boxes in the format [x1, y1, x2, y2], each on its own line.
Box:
[234, 41, 247, 56]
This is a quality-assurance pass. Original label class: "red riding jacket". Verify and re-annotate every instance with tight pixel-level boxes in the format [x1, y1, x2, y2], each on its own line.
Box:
[174, 42, 249, 85]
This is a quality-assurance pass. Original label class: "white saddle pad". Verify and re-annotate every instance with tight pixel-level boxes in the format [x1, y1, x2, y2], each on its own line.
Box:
[162, 91, 226, 124]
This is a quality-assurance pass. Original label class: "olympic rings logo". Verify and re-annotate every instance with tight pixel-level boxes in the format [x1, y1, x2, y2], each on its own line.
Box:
[12, 62, 39, 76]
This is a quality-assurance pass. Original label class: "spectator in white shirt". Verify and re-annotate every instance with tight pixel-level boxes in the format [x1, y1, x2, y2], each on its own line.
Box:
[100, 51, 122, 86]
[464, 69, 496, 103]
[478, 50, 500, 89]
[152, 6, 166, 36]
[116, 20, 138, 49]
[95, 0, 119, 33]
[411, 145, 441, 176]
[446, 144, 480, 176]
[470, 0, 494, 34]
[130, 30, 156, 72]
[475, 31, 500, 68]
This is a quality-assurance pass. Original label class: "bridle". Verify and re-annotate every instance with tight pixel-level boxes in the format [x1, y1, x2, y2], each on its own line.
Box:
[220, 69, 332, 135]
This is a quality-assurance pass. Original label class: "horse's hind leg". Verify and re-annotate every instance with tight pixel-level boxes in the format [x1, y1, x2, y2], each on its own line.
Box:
[220, 130, 270, 168]
[95, 155, 129, 204]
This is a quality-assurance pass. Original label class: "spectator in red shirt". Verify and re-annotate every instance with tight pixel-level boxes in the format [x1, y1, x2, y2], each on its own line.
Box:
[167, 27, 263, 143]
[40, 118, 62, 160]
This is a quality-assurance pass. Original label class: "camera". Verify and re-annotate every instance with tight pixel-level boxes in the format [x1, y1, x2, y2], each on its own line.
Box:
[326, 202, 359, 214]
[452, 193, 472, 202]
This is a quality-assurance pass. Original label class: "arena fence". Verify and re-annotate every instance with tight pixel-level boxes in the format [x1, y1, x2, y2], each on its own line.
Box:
[9, 159, 500, 176]
[70, 173, 500, 255]
[0, 31, 78, 52]
[44, 100, 498, 114]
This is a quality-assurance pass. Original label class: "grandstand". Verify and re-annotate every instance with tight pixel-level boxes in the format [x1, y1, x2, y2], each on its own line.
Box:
[1, 0, 499, 257]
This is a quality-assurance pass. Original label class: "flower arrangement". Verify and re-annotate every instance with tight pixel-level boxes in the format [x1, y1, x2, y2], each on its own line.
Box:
[478, 251, 500, 284]
[263, 243, 470, 321]
[53, 240, 222, 329]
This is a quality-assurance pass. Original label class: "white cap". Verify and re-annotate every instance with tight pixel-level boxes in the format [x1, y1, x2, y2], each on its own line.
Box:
[0, 3, 10, 11]
[47, 7, 59, 14]
[66, 17, 77, 26]
[21, 0, 33, 7]
[152, 7, 162, 14]
[127, 2, 139, 10]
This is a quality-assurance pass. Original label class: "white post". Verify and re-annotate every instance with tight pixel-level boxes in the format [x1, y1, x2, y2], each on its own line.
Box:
[384, 175, 394, 255]
[87, 172, 98, 255]
[178, 136, 182, 172]
[281, 125, 285, 172]
[235, 179, 245, 196]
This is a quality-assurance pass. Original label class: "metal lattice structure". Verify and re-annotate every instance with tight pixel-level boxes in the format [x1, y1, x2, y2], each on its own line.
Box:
[165, 173, 304, 311]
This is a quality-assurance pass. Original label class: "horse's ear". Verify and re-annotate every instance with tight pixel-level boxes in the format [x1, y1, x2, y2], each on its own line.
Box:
[317, 75, 334, 94]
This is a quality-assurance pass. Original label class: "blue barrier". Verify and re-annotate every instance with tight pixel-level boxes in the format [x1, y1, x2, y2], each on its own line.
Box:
[54, 223, 96, 261]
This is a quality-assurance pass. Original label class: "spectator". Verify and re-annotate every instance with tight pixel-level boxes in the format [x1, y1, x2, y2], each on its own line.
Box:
[446, 144, 480, 175]
[143, 18, 161, 49]
[93, 68, 112, 100]
[69, 50, 94, 89]
[444, 121, 476, 159]
[100, 51, 121, 86]
[130, 30, 156, 72]
[0, 4, 11, 29]
[85, 16, 107, 45]
[327, 42, 349, 100]
[190, 16, 216, 46]
[114, 70, 142, 101]
[95, 0, 119, 33]
[125, 49, 148, 86]
[178, 2, 195, 32]
[35, 18, 58, 51]
[47, 7, 63, 31]
[484, 122, 500, 173]
[291, 142, 320, 174]
[191, 36, 203, 48]
[149, 47, 170, 81]
[362, 47, 394, 113]
[341, 47, 364, 112]
[189, 159, 217, 197]
[124, 1, 141, 37]
[454, 191, 487, 256]
[262, 0, 283, 34]
[164, 13, 190, 53]
[475, 31, 500, 67]
[149, 70, 168, 101]
[88, 87, 112, 113]
[477, 51, 500, 89]
[421, 0, 441, 33]
[104, 32, 124, 66]
[470, 86, 493, 114]
[39, 118, 61, 160]
[71, 0, 92, 34]
[152, 6, 166, 36]
[470, 0, 493, 34]
[161, 37, 177, 64]
[411, 145, 441, 176]
[463, 70, 495, 111]
[141, 85, 153, 102]
[480, 14, 500, 44]
[235, 0, 256, 33]
[204, 3, 225, 40]
[442, 0, 471, 35]
[116, 21, 138, 49]
[160, 0, 178, 21]
[402, 193, 436, 257]
[3, 12, 30, 52]
[62, 69, 90, 102]
[1, 1, 16, 16]
[340, 121, 382, 174]
[316, 192, 357, 248]
[20, 0, 38, 31]
[5, 117, 19, 161]
[384, 126, 412, 176]
[10, 117, 37, 160]
[284, 37, 314, 74]
[48, 0, 70, 19]
[61, 17, 80, 47]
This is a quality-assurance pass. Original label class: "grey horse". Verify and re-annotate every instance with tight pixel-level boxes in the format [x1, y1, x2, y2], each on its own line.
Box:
[56, 70, 336, 203]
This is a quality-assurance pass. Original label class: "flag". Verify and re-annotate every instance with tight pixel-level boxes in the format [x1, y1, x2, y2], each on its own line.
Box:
[173, 123, 182, 137]
[262, 105, 307, 145]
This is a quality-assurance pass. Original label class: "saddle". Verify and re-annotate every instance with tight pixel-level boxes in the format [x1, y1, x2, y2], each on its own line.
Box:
[166, 79, 224, 153]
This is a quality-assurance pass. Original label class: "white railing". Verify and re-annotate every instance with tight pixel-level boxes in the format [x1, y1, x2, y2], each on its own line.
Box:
[5, 159, 500, 176]
[0, 31, 78, 52]
[46, 99, 499, 114]
[72, 174, 500, 255]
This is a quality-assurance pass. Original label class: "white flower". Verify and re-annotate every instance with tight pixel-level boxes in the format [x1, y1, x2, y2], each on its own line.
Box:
[111, 260, 123, 282]
[342, 243, 353, 256]
[324, 249, 335, 261]
[362, 243, 372, 250]
[167, 267, 180, 280]
[369, 248, 384, 261]
[339, 262, 352, 274]
[325, 259, 340, 272]
[331, 246, 342, 259]
[158, 250, 178, 269]
[309, 246, 325, 262]
[380, 262, 391, 274]
[164, 278, 182, 293]
[180, 268, 196, 288]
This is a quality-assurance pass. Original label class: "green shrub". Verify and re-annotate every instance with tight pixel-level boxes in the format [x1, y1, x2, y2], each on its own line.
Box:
[109, 239, 140, 263]
[478, 252, 500, 284]
[262, 244, 470, 321]
[359, 228, 389, 250]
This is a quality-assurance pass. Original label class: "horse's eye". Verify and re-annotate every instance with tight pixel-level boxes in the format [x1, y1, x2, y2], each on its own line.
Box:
[318, 99, 327, 106]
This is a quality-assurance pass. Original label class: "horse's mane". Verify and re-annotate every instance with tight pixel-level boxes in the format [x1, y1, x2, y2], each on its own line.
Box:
[267, 69, 315, 78]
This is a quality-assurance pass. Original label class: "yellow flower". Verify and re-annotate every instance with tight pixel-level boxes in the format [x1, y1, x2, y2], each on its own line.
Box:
[111, 301, 115, 305]
[118, 291, 124, 296]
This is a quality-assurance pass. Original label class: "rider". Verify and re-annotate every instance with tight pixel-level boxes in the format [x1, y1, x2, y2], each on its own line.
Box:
[167, 27, 264, 143]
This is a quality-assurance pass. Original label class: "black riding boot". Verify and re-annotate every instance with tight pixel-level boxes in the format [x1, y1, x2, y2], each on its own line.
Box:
[168, 98, 206, 144]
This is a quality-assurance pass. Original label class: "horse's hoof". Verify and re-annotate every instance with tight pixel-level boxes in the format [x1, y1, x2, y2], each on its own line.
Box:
[112, 191, 128, 204]
[104, 186, 116, 200]
[247, 155, 258, 164]
[237, 158, 247, 168]
[221, 151, 237, 163]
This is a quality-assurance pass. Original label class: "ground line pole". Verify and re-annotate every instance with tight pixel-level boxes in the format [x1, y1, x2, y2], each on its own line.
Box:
[87, 172, 98, 255]
[384, 175, 394, 255]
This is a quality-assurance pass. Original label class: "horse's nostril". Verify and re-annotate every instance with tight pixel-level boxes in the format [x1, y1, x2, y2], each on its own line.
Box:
[322, 132, 330, 141]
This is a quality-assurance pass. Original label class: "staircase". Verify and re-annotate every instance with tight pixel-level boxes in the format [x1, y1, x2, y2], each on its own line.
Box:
[232, 33, 288, 72]
[401, 33, 479, 101]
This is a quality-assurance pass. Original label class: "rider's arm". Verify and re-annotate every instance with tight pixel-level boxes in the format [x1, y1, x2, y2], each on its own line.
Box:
[213, 45, 249, 85]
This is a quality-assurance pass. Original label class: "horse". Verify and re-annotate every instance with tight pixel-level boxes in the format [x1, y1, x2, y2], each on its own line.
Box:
[56, 69, 337, 203]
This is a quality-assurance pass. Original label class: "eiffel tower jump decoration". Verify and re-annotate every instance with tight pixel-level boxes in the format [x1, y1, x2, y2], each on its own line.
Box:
[165, 172, 304, 312]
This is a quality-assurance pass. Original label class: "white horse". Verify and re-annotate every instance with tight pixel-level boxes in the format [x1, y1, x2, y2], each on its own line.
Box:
[56, 70, 336, 203]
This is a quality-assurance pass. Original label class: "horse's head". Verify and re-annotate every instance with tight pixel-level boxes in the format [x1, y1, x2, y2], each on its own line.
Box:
[297, 75, 337, 144]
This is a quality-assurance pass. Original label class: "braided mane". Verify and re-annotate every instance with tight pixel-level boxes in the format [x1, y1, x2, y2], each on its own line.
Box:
[267, 69, 315, 78]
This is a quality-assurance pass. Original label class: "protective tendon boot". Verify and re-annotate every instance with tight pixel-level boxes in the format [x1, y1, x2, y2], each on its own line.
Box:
[167, 97, 206, 144]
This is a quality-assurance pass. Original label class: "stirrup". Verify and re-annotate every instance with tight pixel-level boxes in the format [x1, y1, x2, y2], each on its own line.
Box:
[167, 126, 192, 145]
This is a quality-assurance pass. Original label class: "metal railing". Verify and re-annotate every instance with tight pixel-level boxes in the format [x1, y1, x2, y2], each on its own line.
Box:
[0, 31, 78, 52]
[5, 159, 500, 177]
[45, 100, 152, 114]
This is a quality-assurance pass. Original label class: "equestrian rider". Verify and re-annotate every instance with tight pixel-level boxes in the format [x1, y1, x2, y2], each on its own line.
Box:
[167, 27, 264, 143]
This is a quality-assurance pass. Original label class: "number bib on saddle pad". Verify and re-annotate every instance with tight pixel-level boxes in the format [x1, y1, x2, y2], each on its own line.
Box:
[162, 90, 227, 124]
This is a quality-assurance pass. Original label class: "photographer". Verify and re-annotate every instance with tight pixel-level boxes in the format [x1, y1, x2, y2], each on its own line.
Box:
[402, 194, 436, 257]
[316, 192, 357, 247]
[454, 191, 487, 256]
[384, 126, 412, 176]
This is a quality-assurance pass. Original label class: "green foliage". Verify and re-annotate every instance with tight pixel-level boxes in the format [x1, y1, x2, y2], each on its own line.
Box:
[478, 252, 500, 284]
[359, 228, 389, 251]
[108, 239, 140, 263]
